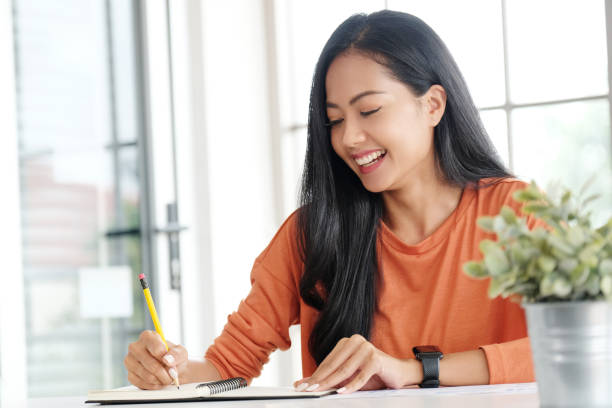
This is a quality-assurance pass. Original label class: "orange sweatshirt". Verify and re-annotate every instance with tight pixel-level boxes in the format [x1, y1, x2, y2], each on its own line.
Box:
[205, 178, 541, 385]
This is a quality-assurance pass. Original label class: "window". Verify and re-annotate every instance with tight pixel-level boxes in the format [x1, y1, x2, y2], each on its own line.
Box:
[276, 0, 612, 226]
[13, 0, 149, 396]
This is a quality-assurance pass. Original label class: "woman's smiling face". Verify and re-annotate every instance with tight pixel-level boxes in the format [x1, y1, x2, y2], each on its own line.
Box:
[325, 51, 446, 193]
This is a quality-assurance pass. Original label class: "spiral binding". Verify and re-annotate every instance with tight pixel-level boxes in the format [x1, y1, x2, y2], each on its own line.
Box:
[196, 377, 247, 395]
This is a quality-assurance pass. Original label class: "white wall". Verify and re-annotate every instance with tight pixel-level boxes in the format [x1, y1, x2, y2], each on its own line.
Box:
[200, 0, 278, 343]
[171, 0, 299, 385]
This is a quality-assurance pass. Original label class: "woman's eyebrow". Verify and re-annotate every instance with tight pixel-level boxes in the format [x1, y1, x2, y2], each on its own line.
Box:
[326, 90, 386, 108]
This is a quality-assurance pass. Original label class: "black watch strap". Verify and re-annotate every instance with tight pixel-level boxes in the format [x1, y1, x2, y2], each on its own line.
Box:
[412, 345, 443, 388]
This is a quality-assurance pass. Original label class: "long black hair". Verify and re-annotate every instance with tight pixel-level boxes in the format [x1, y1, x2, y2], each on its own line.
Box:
[297, 10, 512, 365]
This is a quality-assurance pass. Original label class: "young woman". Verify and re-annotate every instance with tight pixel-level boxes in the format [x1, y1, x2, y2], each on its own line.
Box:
[124, 10, 540, 393]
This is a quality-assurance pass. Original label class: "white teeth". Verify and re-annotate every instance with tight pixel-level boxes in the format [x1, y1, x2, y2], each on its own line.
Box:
[355, 150, 386, 166]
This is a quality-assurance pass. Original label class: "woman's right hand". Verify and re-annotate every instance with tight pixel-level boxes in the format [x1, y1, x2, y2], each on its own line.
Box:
[124, 330, 188, 390]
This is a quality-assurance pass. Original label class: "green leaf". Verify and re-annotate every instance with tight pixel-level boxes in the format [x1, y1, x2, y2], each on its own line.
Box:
[479, 239, 498, 254]
[522, 204, 549, 215]
[561, 190, 572, 204]
[599, 259, 612, 276]
[578, 246, 599, 268]
[499, 225, 522, 241]
[552, 277, 572, 298]
[596, 218, 612, 236]
[570, 265, 590, 286]
[476, 216, 495, 232]
[579, 174, 597, 196]
[547, 235, 575, 256]
[500, 206, 517, 225]
[513, 189, 541, 203]
[488, 278, 503, 298]
[581, 193, 601, 210]
[566, 226, 586, 248]
[540, 274, 555, 297]
[463, 261, 488, 278]
[510, 282, 538, 295]
[537, 255, 557, 273]
[585, 274, 601, 296]
[529, 228, 549, 249]
[558, 258, 578, 273]
[510, 244, 528, 264]
[526, 258, 538, 278]
[483, 246, 510, 276]
[493, 216, 507, 234]
[602, 275, 612, 298]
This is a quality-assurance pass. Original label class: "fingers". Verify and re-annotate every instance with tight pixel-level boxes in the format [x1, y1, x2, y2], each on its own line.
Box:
[124, 330, 177, 388]
[315, 335, 364, 376]
[295, 334, 376, 392]
[124, 354, 167, 388]
[337, 359, 379, 394]
[294, 336, 354, 390]
[141, 330, 169, 358]
[315, 340, 376, 391]
[127, 371, 164, 390]
[162, 341, 188, 368]
[128, 341, 174, 385]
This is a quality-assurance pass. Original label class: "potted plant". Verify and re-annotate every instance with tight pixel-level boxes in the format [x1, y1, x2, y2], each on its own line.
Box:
[463, 180, 612, 408]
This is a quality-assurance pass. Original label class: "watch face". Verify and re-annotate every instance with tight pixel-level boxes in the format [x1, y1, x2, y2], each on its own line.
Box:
[414, 345, 441, 354]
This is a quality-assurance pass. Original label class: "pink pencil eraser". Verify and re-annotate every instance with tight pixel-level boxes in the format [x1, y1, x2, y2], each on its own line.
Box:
[138, 273, 145, 280]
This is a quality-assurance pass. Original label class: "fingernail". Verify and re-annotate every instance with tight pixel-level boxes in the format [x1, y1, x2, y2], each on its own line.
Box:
[168, 368, 178, 379]
[305, 383, 319, 391]
[295, 382, 309, 392]
[163, 354, 175, 365]
[337, 387, 346, 394]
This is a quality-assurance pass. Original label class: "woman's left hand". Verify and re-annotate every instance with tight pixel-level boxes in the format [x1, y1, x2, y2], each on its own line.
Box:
[293, 334, 420, 394]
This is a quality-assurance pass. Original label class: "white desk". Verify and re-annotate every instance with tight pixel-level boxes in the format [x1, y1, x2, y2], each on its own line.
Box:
[9, 383, 540, 408]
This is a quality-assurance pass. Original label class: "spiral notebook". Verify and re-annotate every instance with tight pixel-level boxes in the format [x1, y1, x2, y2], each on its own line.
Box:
[86, 377, 335, 404]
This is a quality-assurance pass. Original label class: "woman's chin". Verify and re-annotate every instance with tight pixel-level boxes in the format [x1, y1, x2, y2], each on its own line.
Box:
[361, 179, 389, 193]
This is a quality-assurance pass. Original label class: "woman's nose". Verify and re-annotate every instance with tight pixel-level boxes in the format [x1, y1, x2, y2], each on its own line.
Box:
[341, 119, 366, 148]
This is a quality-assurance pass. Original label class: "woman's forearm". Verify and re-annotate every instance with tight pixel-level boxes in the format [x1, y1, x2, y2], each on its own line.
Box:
[183, 359, 222, 384]
[184, 350, 490, 388]
[440, 349, 490, 385]
[406, 348, 490, 386]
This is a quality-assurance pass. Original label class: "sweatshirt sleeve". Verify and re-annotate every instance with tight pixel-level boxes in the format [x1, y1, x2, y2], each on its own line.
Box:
[478, 180, 540, 384]
[204, 213, 302, 383]
[480, 337, 535, 384]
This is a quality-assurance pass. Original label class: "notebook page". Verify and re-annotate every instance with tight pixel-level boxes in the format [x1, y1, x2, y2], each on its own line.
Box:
[213, 386, 335, 398]
[87, 384, 335, 402]
[87, 383, 201, 401]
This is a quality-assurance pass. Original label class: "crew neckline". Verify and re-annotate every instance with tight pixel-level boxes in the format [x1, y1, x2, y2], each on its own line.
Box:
[380, 184, 477, 255]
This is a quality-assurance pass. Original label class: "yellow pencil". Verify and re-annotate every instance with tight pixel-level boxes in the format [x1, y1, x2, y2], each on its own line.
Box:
[139, 273, 180, 389]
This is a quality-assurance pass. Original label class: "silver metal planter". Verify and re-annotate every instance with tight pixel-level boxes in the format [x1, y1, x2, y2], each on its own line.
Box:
[524, 301, 612, 408]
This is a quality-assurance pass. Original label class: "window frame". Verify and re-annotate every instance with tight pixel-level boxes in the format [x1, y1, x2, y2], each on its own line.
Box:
[0, 0, 27, 402]
[482, 0, 611, 170]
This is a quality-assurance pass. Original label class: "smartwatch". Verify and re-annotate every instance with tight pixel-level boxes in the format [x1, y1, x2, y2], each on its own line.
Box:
[412, 345, 443, 388]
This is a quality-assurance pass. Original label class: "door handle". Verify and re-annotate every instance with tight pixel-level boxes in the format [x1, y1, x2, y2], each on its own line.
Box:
[155, 202, 187, 290]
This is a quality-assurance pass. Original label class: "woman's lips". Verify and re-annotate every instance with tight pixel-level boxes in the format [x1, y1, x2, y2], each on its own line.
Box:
[357, 152, 386, 174]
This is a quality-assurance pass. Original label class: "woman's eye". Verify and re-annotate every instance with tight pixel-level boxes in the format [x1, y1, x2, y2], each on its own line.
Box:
[326, 118, 344, 127]
[361, 106, 382, 116]
[325, 107, 380, 127]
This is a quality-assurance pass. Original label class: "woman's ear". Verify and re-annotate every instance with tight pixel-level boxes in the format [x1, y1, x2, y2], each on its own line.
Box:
[424, 84, 447, 127]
